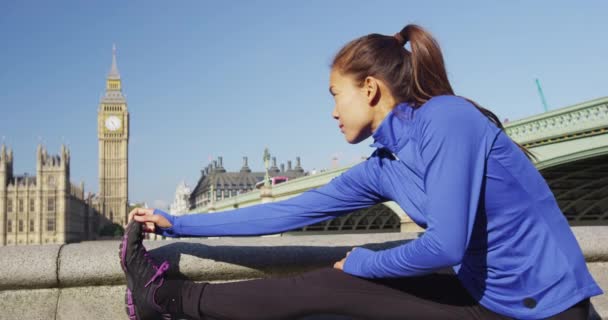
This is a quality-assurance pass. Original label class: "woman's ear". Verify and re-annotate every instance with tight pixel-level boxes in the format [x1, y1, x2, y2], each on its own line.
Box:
[364, 76, 381, 106]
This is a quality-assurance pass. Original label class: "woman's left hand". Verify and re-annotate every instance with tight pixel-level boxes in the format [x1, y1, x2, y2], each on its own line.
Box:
[333, 248, 355, 271]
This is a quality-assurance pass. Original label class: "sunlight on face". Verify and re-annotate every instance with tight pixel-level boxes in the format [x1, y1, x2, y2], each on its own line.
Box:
[329, 70, 375, 144]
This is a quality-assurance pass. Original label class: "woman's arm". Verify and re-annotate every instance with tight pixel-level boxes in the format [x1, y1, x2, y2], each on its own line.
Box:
[344, 98, 495, 278]
[153, 158, 386, 237]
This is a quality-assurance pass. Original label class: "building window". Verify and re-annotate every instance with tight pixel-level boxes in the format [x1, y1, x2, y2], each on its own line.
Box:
[18, 220, 24, 232]
[30, 219, 35, 232]
[7, 220, 12, 233]
[47, 176, 55, 187]
[7, 199, 12, 213]
[47, 213, 56, 232]
[18, 199, 24, 213]
[47, 198, 55, 212]
[30, 199, 35, 211]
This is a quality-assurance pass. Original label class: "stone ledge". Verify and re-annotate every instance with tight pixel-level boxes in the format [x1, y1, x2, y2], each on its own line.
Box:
[0, 244, 61, 290]
[0, 227, 606, 319]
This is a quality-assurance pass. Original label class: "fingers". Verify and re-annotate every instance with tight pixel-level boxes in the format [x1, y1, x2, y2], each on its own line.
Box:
[333, 259, 345, 270]
[136, 215, 160, 233]
[143, 222, 156, 233]
[128, 207, 154, 223]
[334, 248, 355, 270]
[133, 213, 158, 224]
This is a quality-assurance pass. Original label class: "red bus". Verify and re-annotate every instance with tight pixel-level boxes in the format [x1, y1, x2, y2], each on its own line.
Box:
[255, 176, 289, 189]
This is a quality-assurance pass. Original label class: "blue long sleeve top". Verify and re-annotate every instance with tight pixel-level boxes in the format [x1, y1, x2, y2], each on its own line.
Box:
[153, 95, 603, 319]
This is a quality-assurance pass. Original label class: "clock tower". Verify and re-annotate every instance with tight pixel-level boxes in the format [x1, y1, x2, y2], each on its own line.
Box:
[98, 44, 129, 225]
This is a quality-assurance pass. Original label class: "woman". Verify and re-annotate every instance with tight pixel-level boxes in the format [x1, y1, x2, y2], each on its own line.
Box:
[119, 24, 603, 319]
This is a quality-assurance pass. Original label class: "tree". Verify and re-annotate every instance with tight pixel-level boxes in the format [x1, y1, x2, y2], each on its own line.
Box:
[99, 223, 124, 237]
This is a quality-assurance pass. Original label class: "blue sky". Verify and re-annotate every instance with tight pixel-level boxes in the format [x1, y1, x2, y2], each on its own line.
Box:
[1, 1, 606, 209]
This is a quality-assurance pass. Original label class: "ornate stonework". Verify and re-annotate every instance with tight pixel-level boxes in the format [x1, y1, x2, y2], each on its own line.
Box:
[98, 45, 129, 225]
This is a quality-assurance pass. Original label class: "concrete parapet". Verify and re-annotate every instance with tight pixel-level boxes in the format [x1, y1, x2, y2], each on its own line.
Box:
[0, 227, 605, 319]
[0, 244, 61, 290]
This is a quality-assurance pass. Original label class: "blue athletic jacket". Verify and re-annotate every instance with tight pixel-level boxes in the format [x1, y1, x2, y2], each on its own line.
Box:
[154, 95, 603, 319]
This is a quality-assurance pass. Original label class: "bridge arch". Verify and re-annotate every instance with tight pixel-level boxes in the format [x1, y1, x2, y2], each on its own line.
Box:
[540, 153, 608, 225]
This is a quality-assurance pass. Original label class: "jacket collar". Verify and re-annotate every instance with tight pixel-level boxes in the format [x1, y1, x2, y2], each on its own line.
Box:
[369, 102, 415, 155]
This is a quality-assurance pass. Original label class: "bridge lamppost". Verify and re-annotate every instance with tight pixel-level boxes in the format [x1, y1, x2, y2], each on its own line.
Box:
[263, 147, 271, 188]
[261, 148, 273, 203]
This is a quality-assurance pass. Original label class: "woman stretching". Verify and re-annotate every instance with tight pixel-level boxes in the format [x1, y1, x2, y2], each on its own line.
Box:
[119, 24, 603, 320]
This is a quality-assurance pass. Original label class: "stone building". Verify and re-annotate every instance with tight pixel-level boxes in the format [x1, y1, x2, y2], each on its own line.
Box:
[0, 145, 103, 246]
[189, 155, 306, 210]
[169, 182, 191, 216]
[97, 44, 130, 226]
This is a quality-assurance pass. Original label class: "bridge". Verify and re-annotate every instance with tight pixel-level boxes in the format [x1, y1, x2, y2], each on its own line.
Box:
[505, 97, 608, 225]
[195, 96, 608, 232]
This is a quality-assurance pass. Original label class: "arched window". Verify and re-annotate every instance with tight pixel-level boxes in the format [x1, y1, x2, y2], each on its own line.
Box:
[47, 213, 56, 232]
[47, 198, 55, 212]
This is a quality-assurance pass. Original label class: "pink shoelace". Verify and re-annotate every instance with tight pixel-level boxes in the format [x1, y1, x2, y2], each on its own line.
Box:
[144, 260, 170, 288]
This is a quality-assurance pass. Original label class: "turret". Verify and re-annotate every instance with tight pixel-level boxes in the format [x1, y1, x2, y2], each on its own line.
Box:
[0, 144, 13, 191]
[270, 157, 280, 173]
[294, 156, 304, 173]
[240, 156, 251, 173]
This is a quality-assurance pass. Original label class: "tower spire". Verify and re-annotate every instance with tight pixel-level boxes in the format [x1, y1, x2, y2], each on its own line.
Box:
[104, 44, 124, 97]
[108, 43, 120, 80]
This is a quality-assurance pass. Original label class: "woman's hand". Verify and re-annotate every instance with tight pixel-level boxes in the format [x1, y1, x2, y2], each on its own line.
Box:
[333, 248, 355, 271]
[127, 207, 172, 233]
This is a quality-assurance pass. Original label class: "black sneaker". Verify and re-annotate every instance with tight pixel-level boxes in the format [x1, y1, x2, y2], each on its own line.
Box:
[119, 220, 173, 320]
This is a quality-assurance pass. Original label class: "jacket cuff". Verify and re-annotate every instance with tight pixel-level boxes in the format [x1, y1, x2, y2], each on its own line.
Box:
[343, 247, 376, 278]
[153, 209, 179, 237]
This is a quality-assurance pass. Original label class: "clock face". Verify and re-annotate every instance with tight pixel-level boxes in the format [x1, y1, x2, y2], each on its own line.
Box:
[105, 116, 121, 131]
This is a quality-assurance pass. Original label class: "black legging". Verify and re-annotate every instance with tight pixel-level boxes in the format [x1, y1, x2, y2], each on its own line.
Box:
[173, 267, 590, 320]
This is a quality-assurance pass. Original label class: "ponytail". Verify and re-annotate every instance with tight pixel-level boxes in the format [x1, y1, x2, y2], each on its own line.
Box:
[396, 25, 454, 105]
[332, 24, 535, 160]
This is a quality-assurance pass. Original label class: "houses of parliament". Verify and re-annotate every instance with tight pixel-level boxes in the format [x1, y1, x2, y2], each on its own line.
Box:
[0, 46, 129, 245]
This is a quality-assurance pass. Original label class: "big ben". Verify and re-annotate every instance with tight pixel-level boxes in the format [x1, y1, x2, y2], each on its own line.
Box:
[98, 44, 129, 225]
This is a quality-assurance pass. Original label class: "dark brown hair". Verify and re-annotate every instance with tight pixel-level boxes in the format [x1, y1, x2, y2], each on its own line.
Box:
[331, 24, 534, 160]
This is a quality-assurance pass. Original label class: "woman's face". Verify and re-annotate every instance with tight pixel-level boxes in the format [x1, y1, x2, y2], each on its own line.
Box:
[329, 69, 375, 144]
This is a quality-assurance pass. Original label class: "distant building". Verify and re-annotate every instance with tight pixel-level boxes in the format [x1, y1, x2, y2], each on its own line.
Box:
[189, 155, 306, 210]
[169, 182, 191, 216]
[0, 145, 103, 246]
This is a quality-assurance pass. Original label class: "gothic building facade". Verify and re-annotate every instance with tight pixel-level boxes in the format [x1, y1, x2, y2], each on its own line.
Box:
[0, 145, 103, 246]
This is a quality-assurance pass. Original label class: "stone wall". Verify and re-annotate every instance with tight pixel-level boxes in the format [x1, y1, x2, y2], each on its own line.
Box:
[0, 227, 606, 320]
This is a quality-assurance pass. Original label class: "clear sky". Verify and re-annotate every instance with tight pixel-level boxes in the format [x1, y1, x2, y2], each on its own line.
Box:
[1, 1, 606, 209]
